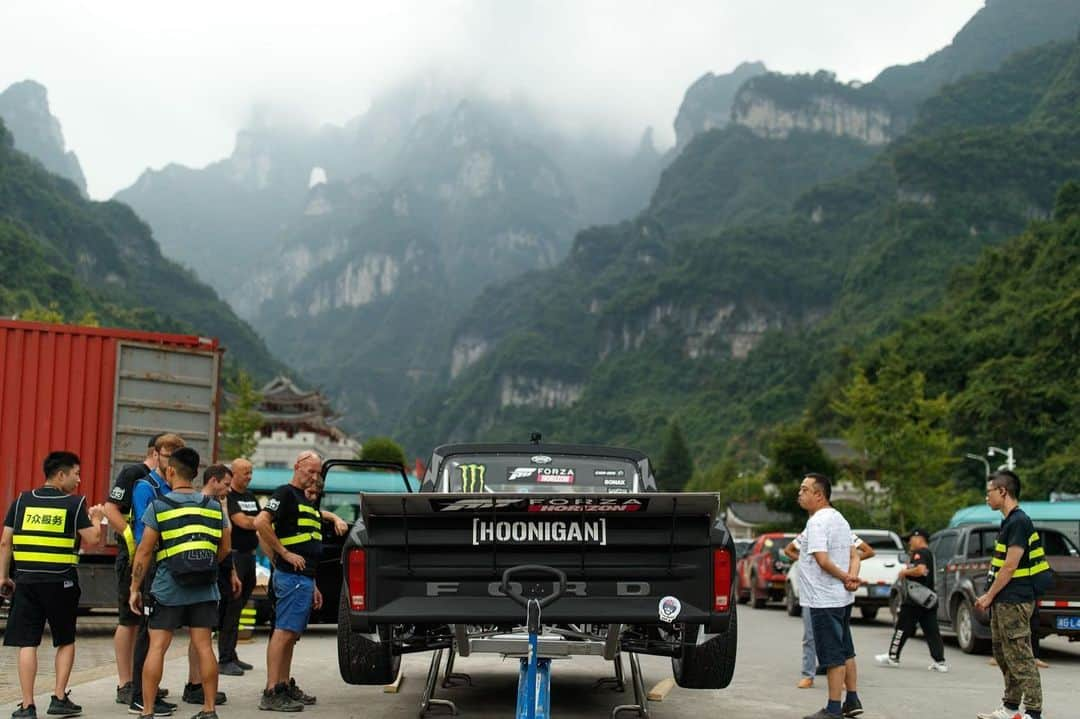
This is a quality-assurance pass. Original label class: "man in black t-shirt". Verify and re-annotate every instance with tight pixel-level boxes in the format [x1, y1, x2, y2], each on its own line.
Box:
[874, 528, 947, 670]
[975, 471, 1047, 719]
[219, 457, 260, 675]
[0, 451, 105, 719]
[254, 451, 323, 711]
[103, 434, 161, 706]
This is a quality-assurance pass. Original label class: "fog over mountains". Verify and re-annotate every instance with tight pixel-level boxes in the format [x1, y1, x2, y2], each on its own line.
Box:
[3, 0, 1078, 461]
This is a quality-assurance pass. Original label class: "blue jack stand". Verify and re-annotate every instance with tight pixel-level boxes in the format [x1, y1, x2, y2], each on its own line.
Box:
[501, 565, 566, 719]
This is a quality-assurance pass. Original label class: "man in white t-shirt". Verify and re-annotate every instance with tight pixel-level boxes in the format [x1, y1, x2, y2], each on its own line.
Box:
[797, 473, 864, 719]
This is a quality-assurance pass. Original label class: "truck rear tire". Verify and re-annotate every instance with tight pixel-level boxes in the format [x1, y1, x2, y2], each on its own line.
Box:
[955, 598, 991, 654]
[337, 588, 400, 684]
[671, 609, 738, 689]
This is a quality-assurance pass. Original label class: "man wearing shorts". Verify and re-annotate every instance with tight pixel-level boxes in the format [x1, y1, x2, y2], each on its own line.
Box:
[0, 452, 105, 719]
[254, 451, 324, 711]
[129, 448, 230, 719]
[797, 473, 864, 719]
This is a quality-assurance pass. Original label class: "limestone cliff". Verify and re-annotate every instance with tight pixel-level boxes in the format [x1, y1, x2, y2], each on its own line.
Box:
[0, 80, 87, 195]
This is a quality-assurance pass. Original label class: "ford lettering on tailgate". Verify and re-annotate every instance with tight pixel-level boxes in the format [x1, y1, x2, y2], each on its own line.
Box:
[472, 517, 607, 545]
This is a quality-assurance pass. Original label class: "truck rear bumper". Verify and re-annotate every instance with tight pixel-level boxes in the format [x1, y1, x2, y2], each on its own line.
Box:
[349, 596, 730, 634]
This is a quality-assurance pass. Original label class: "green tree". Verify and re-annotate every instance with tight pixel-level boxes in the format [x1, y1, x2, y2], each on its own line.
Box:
[657, 419, 694, 490]
[762, 425, 838, 525]
[832, 349, 962, 532]
[220, 369, 263, 460]
[19, 302, 65, 324]
[359, 436, 408, 469]
[686, 457, 767, 507]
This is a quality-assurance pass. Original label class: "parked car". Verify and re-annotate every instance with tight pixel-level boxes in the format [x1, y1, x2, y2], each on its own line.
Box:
[737, 532, 796, 608]
[916, 523, 1080, 653]
[734, 538, 753, 561]
[785, 529, 903, 621]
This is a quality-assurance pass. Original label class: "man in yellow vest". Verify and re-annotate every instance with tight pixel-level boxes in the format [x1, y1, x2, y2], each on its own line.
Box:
[0, 451, 105, 719]
[975, 470, 1050, 719]
[129, 448, 230, 719]
[254, 451, 323, 711]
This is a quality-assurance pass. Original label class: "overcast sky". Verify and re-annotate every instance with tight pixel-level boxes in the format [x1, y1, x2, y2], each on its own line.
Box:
[1, 0, 984, 199]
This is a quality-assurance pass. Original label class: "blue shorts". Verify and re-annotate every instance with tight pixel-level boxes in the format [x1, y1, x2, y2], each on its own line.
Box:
[810, 605, 855, 669]
[272, 572, 314, 634]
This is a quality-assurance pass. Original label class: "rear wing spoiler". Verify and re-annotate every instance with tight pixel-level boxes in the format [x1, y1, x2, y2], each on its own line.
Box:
[358, 492, 721, 518]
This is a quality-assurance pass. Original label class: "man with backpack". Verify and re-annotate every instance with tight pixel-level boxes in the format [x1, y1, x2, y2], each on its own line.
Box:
[129, 447, 231, 719]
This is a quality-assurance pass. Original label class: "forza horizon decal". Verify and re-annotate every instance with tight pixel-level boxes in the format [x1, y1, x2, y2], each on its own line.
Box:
[431, 497, 648, 512]
[472, 517, 607, 545]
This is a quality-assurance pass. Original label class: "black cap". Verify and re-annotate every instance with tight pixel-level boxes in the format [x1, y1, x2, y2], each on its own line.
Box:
[905, 528, 930, 541]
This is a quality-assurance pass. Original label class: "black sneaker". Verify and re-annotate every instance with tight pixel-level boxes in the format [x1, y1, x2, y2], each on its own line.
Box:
[286, 679, 315, 706]
[842, 696, 864, 717]
[218, 661, 245, 676]
[181, 685, 226, 706]
[803, 710, 843, 719]
[190, 712, 218, 719]
[117, 683, 134, 706]
[12, 705, 36, 719]
[234, 658, 253, 671]
[128, 698, 175, 717]
[258, 685, 303, 712]
[46, 693, 81, 717]
[157, 690, 170, 700]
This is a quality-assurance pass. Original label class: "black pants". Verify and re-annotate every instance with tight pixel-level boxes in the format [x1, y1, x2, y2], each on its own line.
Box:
[217, 552, 256, 664]
[888, 603, 945, 663]
[131, 564, 156, 704]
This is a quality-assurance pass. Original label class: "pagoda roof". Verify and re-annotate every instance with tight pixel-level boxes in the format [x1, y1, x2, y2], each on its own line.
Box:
[260, 375, 326, 403]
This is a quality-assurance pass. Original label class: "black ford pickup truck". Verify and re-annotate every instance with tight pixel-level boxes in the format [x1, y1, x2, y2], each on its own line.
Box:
[921, 523, 1080, 653]
[335, 443, 738, 690]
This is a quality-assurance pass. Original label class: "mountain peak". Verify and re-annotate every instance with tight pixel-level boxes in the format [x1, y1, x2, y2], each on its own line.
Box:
[673, 61, 768, 152]
[0, 79, 88, 195]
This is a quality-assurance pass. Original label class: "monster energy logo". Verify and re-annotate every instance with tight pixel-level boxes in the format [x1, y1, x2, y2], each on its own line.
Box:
[459, 464, 486, 492]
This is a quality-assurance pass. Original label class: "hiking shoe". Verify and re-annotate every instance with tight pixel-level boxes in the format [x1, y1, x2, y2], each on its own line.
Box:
[842, 696, 863, 717]
[181, 685, 226, 706]
[234, 658, 253, 671]
[976, 709, 1025, 719]
[46, 693, 81, 717]
[258, 685, 303, 712]
[12, 705, 36, 719]
[286, 679, 315, 706]
[190, 712, 218, 719]
[874, 653, 900, 667]
[128, 698, 175, 716]
[802, 710, 842, 719]
[928, 661, 950, 673]
[218, 661, 245, 676]
[117, 683, 135, 705]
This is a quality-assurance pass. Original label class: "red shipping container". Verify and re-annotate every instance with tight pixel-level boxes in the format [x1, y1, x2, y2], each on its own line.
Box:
[0, 318, 222, 539]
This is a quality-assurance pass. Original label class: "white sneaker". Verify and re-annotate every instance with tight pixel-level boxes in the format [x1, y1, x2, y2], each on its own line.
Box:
[975, 708, 1026, 719]
[928, 661, 950, 672]
[874, 653, 900, 667]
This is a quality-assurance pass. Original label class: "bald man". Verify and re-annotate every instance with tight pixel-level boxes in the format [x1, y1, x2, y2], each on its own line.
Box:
[217, 458, 258, 676]
[254, 452, 323, 711]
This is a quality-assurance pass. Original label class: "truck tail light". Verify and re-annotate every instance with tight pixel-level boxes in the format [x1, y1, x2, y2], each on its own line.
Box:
[347, 548, 367, 611]
[714, 548, 732, 612]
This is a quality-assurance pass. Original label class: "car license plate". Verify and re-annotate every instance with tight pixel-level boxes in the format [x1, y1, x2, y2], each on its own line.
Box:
[871, 585, 890, 598]
[1055, 615, 1080, 631]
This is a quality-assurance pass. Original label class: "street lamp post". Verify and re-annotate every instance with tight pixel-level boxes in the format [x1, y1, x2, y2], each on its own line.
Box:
[987, 446, 1016, 471]
[965, 453, 990, 479]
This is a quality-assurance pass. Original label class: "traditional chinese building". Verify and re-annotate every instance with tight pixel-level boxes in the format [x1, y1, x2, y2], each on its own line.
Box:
[250, 375, 360, 468]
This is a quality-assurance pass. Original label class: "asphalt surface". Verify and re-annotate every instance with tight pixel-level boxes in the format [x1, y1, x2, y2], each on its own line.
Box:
[3, 605, 1079, 718]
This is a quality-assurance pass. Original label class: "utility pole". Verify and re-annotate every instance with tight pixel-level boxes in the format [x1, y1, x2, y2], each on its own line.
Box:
[987, 445, 1015, 471]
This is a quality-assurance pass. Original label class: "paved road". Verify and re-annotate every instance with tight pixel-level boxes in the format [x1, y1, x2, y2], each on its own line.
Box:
[4, 606, 1079, 717]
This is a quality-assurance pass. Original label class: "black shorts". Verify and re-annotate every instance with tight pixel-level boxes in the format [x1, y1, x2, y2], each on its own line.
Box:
[810, 605, 856, 669]
[116, 553, 141, 627]
[147, 599, 218, 631]
[3, 582, 80, 647]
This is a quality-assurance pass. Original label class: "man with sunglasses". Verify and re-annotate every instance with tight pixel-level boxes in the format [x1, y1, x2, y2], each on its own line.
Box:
[975, 471, 1048, 719]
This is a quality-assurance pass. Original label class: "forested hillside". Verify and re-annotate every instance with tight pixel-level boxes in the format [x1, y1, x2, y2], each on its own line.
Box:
[0, 119, 282, 377]
[401, 36, 1080, 480]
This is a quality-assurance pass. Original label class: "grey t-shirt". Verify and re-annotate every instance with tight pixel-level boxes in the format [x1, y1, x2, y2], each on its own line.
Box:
[141, 491, 229, 607]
